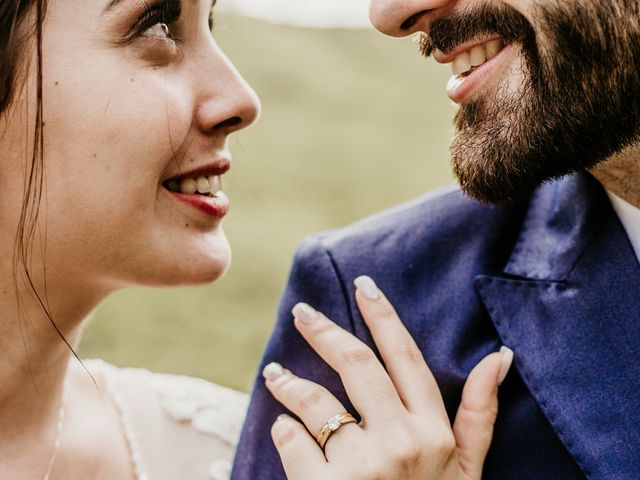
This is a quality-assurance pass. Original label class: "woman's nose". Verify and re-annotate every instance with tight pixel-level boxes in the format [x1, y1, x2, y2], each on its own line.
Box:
[369, 0, 454, 37]
[196, 51, 261, 137]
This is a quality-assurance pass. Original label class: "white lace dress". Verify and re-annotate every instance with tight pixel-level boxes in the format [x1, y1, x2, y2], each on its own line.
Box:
[85, 360, 248, 480]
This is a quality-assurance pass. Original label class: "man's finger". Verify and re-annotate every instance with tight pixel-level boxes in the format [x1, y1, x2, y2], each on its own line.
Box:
[453, 348, 514, 480]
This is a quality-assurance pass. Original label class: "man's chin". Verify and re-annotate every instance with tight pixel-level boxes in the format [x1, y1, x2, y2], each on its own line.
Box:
[451, 134, 564, 205]
[451, 147, 609, 206]
[453, 162, 539, 205]
[449, 129, 540, 205]
[450, 99, 591, 206]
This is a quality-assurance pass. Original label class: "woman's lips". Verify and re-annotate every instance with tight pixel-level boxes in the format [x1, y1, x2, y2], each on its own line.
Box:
[166, 190, 230, 219]
[162, 157, 231, 219]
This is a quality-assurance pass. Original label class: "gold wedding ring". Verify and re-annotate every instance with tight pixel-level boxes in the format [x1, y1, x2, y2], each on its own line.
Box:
[316, 413, 358, 451]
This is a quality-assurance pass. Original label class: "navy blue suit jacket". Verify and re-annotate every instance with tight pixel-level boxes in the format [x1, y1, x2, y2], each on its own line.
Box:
[231, 173, 640, 480]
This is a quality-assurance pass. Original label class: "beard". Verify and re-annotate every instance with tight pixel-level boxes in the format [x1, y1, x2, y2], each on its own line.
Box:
[420, 1, 640, 204]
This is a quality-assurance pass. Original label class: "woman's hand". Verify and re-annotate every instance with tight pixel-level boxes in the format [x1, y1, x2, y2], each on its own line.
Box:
[263, 275, 513, 480]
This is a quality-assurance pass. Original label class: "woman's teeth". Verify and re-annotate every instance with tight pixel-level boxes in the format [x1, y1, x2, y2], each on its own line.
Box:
[165, 175, 223, 196]
[451, 39, 504, 76]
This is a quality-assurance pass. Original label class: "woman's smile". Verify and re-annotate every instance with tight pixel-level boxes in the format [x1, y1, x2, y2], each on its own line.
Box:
[162, 157, 231, 219]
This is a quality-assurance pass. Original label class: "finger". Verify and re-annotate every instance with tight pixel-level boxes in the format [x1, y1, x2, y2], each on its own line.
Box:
[263, 362, 359, 441]
[453, 347, 514, 480]
[271, 414, 327, 479]
[291, 303, 405, 423]
[353, 275, 447, 418]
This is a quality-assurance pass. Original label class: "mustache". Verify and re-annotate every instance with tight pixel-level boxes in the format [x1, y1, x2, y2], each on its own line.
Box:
[419, 3, 536, 57]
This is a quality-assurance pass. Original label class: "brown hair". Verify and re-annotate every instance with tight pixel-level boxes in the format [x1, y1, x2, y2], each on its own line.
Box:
[0, 1, 39, 112]
[2, 0, 76, 352]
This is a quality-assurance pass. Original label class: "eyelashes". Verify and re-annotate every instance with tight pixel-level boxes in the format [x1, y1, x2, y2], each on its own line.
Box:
[135, 0, 182, 37]
[116, 0, 216, 55]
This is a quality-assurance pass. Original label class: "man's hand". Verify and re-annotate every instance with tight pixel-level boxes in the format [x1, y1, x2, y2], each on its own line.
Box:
[262, 275, 514, 480]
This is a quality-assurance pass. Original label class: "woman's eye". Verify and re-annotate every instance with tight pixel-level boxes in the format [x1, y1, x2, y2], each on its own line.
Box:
[134, 0, 181, 41]
[141, 22, 172, 39]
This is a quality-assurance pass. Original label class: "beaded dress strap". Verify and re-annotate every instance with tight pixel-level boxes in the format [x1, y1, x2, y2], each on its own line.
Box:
[95, 360, 150, 480]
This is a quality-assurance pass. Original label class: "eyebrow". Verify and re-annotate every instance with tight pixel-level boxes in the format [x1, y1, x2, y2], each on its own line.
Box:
[104, 0, 216, 14]
[104, 0, 125, 12]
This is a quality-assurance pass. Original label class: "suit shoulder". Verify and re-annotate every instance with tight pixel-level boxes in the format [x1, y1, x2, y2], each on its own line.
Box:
[306, 185, 515, 256]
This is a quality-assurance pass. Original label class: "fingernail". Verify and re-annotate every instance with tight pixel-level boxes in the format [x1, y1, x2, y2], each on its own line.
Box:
[292, 303, 317, 325]
[354, 275, 380, 301]
[498, 346, 514, 385]
[276, 414, 290, 422]
[263, 362, 285, 381]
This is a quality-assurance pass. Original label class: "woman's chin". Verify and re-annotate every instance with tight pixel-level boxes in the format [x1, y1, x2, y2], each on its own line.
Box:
[182, 255, 230, 285]
[181, 244, 232, 285]
[146, 233, 232, 287]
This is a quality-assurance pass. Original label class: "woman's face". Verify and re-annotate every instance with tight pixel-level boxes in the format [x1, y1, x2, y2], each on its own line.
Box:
[1, 0, 260, 293]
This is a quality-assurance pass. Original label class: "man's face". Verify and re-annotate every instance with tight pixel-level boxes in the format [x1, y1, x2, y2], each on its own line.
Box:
[369, 0, 640, 204]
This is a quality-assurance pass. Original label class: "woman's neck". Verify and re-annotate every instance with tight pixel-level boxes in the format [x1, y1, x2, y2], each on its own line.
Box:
[0, 288, 76, 436]
[0, 256, 105, 454]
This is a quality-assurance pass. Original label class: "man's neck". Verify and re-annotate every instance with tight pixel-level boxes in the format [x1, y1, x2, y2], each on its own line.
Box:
[590, 143, 640, 208]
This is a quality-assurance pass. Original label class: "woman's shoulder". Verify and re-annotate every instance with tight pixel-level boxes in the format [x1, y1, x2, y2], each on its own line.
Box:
[85, 359, 248, 480]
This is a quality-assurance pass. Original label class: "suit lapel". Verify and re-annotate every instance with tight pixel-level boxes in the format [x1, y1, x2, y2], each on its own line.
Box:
[476, 174, 640, 479]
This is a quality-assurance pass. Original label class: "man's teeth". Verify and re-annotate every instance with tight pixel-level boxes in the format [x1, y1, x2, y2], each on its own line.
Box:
[165, 175, 223, 195]
[485, 39, 503, 59]
[451, 39, 504, 76]
[452, 52, 472, 76]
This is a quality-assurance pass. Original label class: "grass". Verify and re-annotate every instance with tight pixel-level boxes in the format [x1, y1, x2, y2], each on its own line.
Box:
[77, 14, 455, 392]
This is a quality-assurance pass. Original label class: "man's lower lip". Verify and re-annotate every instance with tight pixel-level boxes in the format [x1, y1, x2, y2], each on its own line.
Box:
[166, 189, 230, 218]
[447, 44, 514, 104]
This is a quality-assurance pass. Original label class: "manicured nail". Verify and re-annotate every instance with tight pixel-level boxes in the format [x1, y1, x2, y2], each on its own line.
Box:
[263, 362, 285, 381]
[354, 275, 380, 301]
[498, 346, 514, 385]
[292, 303, 317, 325]
[276, 414, 290, 422]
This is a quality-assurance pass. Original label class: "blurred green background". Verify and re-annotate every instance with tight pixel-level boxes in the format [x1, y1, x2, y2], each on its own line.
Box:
[78, 14, 455, 392]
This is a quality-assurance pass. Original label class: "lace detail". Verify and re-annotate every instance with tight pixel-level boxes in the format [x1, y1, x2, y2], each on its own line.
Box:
[85, 360, 248, 480]
[208, 459, 233, 480]
[151, 372, 248, 478]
